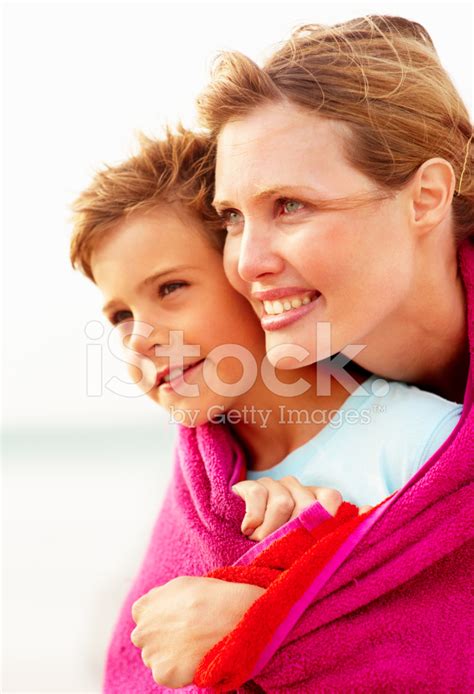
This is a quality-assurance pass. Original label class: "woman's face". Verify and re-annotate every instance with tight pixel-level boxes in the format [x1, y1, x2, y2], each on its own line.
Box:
[91, 204, 266, 424]
[216, 102, 416, 368]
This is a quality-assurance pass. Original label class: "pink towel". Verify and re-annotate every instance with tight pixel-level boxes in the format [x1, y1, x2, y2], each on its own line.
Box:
[104, 240, 474, 693]
[103, 419, 258, 693]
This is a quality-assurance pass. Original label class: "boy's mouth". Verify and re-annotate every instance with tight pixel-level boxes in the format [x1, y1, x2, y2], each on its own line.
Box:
[155, 359, 205, 388]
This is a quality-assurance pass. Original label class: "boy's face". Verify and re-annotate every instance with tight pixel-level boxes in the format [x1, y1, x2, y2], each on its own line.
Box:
[91, 204, 266, 423]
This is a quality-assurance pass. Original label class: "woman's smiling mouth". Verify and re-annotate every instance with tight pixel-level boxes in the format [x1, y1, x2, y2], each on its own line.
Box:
[252, 288, 321, 331]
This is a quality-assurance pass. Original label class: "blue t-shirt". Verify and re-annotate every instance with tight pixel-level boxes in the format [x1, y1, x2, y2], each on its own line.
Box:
[246, 375, 462, 506]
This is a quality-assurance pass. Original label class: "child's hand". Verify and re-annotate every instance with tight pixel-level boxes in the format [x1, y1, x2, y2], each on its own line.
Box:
[232, 475, 345, 541]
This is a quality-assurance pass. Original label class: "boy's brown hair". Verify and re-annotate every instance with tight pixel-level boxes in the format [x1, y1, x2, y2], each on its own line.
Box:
[70, 126, 221, 282]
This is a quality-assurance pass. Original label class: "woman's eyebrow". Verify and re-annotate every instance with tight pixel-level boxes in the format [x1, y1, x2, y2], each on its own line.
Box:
[101, 265, 195, 314]
[213, 185, 330, 209]
[214, 185, 390, 212]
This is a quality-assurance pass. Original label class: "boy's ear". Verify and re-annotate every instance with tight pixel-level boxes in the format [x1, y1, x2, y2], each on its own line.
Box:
[410, 157, 455, 234]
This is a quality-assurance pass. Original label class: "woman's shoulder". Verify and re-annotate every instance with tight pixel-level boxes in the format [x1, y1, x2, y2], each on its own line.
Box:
[378, 377, 463, 412]
[363, 377, 463, 488]
[368, 377, 462, 440]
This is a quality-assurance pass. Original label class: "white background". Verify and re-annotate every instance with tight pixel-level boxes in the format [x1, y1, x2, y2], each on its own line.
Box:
[3, 1, 473, 692]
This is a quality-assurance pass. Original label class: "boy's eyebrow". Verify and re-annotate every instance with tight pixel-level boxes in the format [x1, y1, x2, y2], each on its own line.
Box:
[212, 185, 329, 210]
[101, 265, 195, 314]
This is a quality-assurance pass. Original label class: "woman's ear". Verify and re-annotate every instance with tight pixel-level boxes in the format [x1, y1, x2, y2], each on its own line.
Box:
[410, 158, 456, 234]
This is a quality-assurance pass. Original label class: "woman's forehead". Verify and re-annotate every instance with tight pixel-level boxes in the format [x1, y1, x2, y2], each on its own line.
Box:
[216, 103, 350, 152]
[214, 108, 360, 206]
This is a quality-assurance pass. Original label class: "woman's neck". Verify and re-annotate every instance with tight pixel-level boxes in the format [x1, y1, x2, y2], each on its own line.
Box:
[351, 237, 469, 403]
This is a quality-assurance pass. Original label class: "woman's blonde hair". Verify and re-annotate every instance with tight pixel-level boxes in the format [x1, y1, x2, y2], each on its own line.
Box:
[197, 15, 473, 242]
[70, 126, 220, 282]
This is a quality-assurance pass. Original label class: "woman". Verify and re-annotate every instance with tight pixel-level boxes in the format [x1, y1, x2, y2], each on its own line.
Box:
[131, 15, 473, 690]
[204, 15, 471, 406]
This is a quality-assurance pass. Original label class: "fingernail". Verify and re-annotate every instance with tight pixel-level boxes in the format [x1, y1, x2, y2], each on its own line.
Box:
[242, 527, 254, 536]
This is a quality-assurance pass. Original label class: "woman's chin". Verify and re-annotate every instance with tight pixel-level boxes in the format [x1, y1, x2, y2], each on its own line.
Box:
[264, 312, 362, 369]
[264, 337, 319, 370]
[268, 350, 314, 370]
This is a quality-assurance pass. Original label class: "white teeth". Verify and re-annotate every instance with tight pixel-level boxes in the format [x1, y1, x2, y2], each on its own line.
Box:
[264, 301, 275, 315]
[263, 293, 315, 315]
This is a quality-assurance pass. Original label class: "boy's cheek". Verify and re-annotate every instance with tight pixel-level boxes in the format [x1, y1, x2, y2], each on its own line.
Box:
[127, 361, 156, 395]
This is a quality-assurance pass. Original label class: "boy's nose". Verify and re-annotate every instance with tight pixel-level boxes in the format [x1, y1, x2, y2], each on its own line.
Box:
[121, 320, 161, 356]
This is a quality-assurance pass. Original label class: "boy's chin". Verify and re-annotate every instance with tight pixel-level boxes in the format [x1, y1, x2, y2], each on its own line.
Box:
[156, 397, 222, 428]
[153, 389, 242, 427]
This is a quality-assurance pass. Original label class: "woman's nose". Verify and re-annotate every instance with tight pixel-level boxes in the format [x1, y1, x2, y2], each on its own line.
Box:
[237, 223, 285, 283]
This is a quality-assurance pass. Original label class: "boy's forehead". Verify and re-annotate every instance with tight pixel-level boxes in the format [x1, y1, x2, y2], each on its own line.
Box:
[122, 202, 207, 236]
[91, 206, 218, 291]
[95, 204, 197, 253]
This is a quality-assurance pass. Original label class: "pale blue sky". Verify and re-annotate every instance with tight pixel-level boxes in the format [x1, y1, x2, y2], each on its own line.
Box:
[3, 0, 472, 429]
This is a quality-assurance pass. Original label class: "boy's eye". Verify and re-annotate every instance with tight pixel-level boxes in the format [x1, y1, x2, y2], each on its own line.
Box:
[108, 282, 188, 325]
[111, 310, 133, 326]
[279, 199, 304, 215]
[158, 281, 188, 298]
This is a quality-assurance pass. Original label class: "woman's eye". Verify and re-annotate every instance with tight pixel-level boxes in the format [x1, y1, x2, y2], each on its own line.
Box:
[280, 199, 304, 215]
[159, 281, 187, 298]
[221, 209, 244, 232]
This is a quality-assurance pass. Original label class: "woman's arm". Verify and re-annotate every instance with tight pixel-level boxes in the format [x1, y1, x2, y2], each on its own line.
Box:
[130, 482, 367, 688]
[131, 576, 265, 688]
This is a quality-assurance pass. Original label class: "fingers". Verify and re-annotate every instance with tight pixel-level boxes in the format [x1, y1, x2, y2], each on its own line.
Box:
[308, 486, 343, 516]
[232, 480, 270, 536]
[232, 477, 346, 541]
[131, 587, 156, 623]
[276, 476, 323, 521]
[233, 478, 296, 540]
[130, 625, 142, 648]
[358, 504, 373, 515]
[131, 597, 144, 624]
[279, 478, 343, 518]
